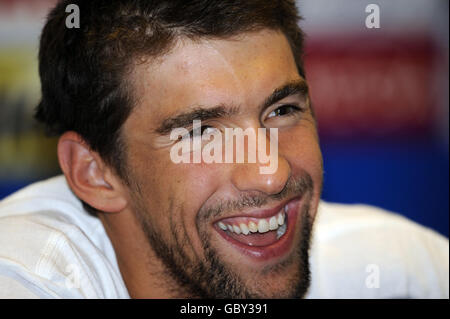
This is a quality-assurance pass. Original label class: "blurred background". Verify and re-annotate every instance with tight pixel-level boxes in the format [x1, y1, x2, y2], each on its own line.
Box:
[0, 0, 448, 237]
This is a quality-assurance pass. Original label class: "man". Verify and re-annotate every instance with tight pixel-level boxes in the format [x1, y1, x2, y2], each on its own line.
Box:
[0, 0, 447, 299]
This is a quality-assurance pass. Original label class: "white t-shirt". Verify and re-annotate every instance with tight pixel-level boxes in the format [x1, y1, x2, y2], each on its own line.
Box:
[0, 176, 448, 298]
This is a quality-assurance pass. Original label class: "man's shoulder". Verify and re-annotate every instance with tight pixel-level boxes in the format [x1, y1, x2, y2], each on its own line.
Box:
[0, 176, 128, 298]
[0, 175, 82, 216]
[315, 201, 448, 249]
[0, 176, 104, 261]
[307, 201, 449, 298]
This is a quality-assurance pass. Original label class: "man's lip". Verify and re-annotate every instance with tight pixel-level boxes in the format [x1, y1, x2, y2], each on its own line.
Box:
[212, 194, 303, 223]
[213, 196, 302, 262]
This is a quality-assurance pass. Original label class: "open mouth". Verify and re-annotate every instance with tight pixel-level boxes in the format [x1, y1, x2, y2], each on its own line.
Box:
[213, 196, 302, 261]
[217, 207, 288, 246]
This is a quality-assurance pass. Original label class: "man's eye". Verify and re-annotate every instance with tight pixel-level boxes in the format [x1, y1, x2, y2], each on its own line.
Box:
[267, 105, 301, 119]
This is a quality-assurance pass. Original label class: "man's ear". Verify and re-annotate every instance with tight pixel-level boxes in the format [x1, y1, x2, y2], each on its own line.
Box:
[57, 131, 128, 213]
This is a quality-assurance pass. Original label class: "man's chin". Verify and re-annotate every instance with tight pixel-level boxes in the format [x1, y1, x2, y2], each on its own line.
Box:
[197, 244, 310, 298]
[236, 259, 310, 299]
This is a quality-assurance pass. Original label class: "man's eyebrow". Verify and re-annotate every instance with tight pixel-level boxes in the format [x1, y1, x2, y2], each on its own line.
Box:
[155, 79, 308, 135]
[261, 79, 309, 111]
[155, 105, 240, 135]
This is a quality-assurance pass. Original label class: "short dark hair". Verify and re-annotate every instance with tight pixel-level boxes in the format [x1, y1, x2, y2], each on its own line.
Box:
[35, 0, 306, 178]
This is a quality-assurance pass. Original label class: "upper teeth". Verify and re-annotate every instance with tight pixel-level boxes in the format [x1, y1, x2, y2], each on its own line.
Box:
[217, 207, 287, 236]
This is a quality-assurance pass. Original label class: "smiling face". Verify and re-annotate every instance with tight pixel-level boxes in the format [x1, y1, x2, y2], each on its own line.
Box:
[119, 29, 323, 298]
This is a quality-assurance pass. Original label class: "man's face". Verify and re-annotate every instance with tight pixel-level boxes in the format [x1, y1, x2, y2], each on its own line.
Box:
[121, 30, 323, 298]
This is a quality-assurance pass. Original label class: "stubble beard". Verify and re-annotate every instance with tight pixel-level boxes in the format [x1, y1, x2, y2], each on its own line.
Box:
[130, 174, 317, 298]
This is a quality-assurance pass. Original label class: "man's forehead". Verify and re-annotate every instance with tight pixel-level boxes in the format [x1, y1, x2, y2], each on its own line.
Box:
[131, 30, 300, 126]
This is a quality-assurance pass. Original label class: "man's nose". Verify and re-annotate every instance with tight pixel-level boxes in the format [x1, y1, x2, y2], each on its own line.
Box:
[230, 138, 291, 195]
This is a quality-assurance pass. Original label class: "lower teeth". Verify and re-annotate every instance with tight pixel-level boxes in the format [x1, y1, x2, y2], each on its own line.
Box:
[276, 217, 287, 239]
